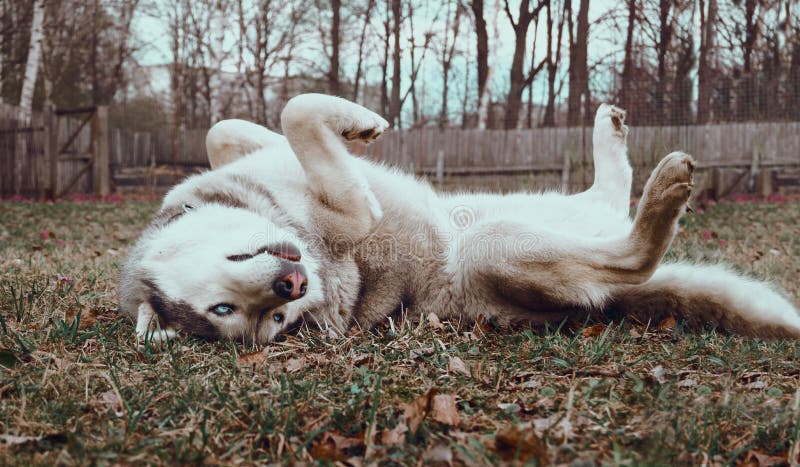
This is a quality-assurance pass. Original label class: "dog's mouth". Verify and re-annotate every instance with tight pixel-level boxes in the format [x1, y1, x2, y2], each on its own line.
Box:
[226, 241, 302, 263]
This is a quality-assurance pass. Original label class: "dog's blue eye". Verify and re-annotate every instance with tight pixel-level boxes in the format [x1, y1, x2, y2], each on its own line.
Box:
[273, 312, 285, 323]
[210, 304, 235, 316]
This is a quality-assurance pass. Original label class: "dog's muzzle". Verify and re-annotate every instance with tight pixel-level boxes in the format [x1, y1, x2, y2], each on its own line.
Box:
[273, 262, 308, 300]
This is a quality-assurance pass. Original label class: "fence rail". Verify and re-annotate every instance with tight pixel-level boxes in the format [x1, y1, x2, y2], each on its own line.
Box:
[2, 115, 799, 197]
[366, 122, 800, 193]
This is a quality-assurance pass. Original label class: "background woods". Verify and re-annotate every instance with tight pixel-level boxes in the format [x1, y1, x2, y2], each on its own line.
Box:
[1, 0, 799, 130]
[0, 0, 799, 198]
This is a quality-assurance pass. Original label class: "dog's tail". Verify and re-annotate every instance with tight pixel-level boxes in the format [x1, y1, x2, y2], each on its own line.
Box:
[610, 262, 800, 338]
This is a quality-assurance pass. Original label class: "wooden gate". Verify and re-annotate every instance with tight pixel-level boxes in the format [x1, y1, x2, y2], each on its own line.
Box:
[43, 105, 109, 199]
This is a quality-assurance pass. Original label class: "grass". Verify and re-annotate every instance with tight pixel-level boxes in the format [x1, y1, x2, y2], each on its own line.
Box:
[0, 197, 799, 465]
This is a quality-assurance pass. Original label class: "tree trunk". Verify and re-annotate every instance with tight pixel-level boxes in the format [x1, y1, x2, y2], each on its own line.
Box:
[542, 0, 565, 127]
[619, 0, 636, 118]
[477, 0, 501, 129]
[566, 0, 589, 126]
[503, 0, 547, 130]
[353, 0, 375, 102]
[789, 39, 800, 121]
[654, 0, 672, 124]
[439, 1, 461, 129]
[329, 0, 341, 95]
[470, 0, 489, 126]
[389, 0, 402, 127]
[19, 0, 44, 119]
[738, 0, 760, 120]
[380, 0, 391, 116]
[696, 0, 716, 124]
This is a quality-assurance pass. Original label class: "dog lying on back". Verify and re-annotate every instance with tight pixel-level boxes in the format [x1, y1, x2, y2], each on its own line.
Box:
[119, 94, 800, 344]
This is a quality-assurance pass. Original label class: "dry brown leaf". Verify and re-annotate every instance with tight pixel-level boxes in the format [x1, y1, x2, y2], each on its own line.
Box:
[401, 388, 460, 434]
[284, 357, 306, 373]
[310, 431, 364, 462]
[380, 423, 408, 446]
[656, 316, 676, 331]
[237, 350, 268, 366]
[650, 365, 667, 384]
[403, 389, 434, 434]
[90, 390, 123, 417]
[493, 424, 547, 464]
[427, 312, 445, 330]
[65, 308, 97, 330]
[581, 323, 607, 338]
[423, 443, 453, 465]
[742, 450, 789, 467]
[431, 394, 460, 426]
[448, 356, 469, 376]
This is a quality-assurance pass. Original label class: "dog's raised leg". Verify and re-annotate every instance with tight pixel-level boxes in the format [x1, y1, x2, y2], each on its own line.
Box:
[455, 152, 694, 311]
[281, 94, 388, 243]
[572, 104, 632, 215]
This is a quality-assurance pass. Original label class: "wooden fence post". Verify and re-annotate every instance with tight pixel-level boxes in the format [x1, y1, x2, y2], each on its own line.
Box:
[43, 103, 57, 199]
[92, 105, 110, 197]
[436, 150, 444, 187]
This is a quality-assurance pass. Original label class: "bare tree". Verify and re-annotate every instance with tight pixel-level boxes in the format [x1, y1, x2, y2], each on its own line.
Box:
[328, 0, 341, 95]
[502, 0, 548, 129]
[353, 0, 376, 102]
[566, 0, 589, 126]
[542, 0, 566, 127]
[618, 0, 637, 118]
[476, 0, 501, 129]
[18, 0, 44, 119]
[469, 0, 489, 127]
[388, 0, 401, 127]
[437, 0, 461, 129]
[697, 0, 717, 123]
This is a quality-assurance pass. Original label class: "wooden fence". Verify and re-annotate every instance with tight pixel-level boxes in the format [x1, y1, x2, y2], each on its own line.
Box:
[366, 123, 800, 194]
[0, 104, 110, 198]
[2, 115, 799, 197]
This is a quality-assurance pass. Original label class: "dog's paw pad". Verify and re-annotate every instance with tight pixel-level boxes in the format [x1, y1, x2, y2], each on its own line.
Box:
[339, 111, 389, 144]
[595, 104, 628, 139]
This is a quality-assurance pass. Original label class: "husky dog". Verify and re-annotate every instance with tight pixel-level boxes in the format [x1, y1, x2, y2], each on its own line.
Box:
[119, 94, 800, 344]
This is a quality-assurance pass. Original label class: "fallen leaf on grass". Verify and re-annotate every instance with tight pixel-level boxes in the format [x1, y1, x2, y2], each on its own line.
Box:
[402, 389, 460, 435]
[431, 394, 460, 425]
[237, 350, 267, 366]
[448, 356, 469, 376]
[427, 312, 445, 330]
[677, 378, 696, 388]
[493, 424, 547, 464]
[741, 450, 789, 467]
[581, 323, 607, 338]
[310, 431, 364, 462]
[380, 423, 408, 446]
[423, 443, 453, 465]
[65, 308, 97, 330]
[650, 365, 667, 384]
[656, 316, 676, 331]
[283, 357, 305, 373]
[236, 353, 307, 373]
[90, 390, 124, 417]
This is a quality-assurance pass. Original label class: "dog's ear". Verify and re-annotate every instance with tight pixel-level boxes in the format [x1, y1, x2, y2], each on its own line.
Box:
[206, 119, 288, 169]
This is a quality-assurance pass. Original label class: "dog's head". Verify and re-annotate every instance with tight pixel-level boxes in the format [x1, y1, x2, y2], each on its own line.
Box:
[120, 202, 318, 344]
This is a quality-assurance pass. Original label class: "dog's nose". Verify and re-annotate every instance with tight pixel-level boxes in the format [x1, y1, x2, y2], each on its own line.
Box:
[272, 263, 308, 300]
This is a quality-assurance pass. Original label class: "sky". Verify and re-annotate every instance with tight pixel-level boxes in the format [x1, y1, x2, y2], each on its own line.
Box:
[130, 1, 626, 120]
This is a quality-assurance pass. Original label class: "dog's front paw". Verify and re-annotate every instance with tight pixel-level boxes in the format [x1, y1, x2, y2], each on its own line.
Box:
[340, 111, 390, 144]
[594, 103, 628, 141]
